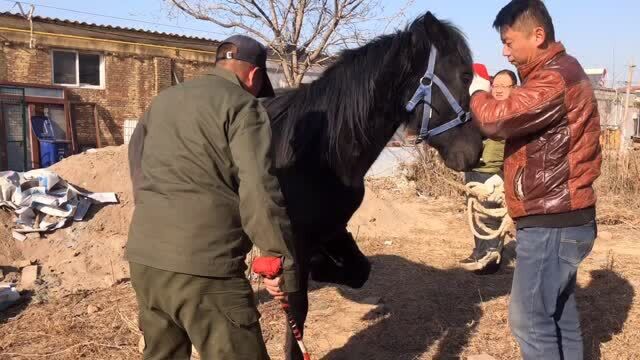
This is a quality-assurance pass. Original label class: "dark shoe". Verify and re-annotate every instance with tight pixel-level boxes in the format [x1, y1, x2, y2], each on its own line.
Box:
[459, 255, 478, 265]
[460, 249, 501, 272]
[474, 252, 503, 275]
[459, 248, 486, 261]
[459, 255, 474, 264]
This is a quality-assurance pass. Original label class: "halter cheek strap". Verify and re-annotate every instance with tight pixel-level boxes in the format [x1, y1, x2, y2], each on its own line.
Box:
[406, 45, 471, 143]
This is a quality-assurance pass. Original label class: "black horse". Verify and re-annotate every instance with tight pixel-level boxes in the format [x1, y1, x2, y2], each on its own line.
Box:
[263, 11, 483, 360]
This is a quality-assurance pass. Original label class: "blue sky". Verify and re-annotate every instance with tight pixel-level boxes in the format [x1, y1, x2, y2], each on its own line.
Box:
[2, 0, 638, 87]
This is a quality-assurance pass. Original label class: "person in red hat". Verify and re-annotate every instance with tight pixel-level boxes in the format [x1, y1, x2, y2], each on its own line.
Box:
[471, 63, 492, 93]
[459, 64, 516, 273]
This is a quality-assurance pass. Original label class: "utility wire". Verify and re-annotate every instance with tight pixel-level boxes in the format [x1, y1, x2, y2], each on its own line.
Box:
[1, 0, 229, 38]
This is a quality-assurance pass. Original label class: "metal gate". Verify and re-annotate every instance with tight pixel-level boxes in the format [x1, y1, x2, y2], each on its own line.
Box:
[0, 86, 28, 171]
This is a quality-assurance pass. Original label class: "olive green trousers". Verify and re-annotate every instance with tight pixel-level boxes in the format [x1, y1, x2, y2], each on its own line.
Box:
[130, 262, 269, 360]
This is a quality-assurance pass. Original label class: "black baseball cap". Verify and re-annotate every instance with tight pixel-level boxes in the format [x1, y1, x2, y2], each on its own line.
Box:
[216, 35, 275, 98]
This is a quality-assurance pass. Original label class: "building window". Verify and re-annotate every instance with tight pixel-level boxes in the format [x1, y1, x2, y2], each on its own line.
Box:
[52, 50, 104, 88]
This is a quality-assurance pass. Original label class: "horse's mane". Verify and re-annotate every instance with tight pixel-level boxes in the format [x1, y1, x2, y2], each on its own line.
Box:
[267, 14, 471, 178]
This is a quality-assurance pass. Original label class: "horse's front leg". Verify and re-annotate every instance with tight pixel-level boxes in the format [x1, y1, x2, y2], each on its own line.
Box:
[284, 267, 309, 360]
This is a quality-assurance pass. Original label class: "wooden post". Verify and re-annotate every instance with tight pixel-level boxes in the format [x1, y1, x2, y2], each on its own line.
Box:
[64, 91, 78, 154]
[27, 104, 40, 169]
[621, 61, 636, 152]
[0, 101, 6, 170]
[622, 62, 636, 127]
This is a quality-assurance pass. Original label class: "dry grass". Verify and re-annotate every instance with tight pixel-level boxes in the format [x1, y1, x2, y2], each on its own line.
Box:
[0, 284, 140, 359]
[597, 150, 640, 202]
[595, 150, 640, 227]
[1, 186, 639, 359]
[404, 147, 464, 199]
[407, 147, 640, 227]
[0, 148, 637, 360]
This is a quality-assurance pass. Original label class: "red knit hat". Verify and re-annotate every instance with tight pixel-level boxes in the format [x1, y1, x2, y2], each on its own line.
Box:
[473, 63, 491, 81]
[469, 63, 492, 95]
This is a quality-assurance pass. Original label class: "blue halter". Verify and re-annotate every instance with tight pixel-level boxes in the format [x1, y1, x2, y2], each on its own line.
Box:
[405, 45, 471, 144]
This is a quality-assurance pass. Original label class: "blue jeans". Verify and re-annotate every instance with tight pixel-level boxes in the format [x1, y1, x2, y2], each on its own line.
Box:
[509, 221, 597, 360]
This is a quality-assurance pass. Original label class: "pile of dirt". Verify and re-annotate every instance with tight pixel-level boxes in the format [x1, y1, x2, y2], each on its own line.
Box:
[2, 145, 461, 293]
[350, 184, 463, 241]
[350, 188, 413, 237]
[0, 211, 24, 267]
[0, 146, 133, 293]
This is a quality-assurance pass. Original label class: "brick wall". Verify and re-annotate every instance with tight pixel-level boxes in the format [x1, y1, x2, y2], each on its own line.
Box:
[173, 60, 215, 84]
[0, 48, 6, 81]
[70, 103, 96, 148]
[68, 55, 159, 146]
[0, 43, 220, 148]
[155, 57, 172, 93]
[0, 45, 51, 85]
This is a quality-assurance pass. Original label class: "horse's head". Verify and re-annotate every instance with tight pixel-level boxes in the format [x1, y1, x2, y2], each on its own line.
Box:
[403, 12, 483, 171]
[268, 12, 484, 184]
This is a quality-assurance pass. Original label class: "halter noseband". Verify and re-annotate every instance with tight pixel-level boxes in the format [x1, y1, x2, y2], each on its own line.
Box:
[405, 45, 471, 144]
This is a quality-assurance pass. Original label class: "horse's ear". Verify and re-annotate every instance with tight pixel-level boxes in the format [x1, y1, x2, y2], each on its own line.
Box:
[409, 11, 433, 37]
[423, 11, 439, 32]
[410, 12, 445, 45]
[420, 11, 450, 49]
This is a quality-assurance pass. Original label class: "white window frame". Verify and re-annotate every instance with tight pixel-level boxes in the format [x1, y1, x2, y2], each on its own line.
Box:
[51, 49, 105, 89]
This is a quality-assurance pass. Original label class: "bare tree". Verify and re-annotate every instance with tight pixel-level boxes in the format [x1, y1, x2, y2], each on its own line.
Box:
[168, 0, 413, 87]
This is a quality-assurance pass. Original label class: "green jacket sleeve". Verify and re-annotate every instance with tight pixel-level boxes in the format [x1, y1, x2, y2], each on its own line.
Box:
[228, 104, 299, 293]
[484, 139, 505, 166]
[472, 138, 505, 174]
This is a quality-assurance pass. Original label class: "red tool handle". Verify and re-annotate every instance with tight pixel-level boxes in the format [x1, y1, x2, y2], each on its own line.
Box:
[252, 256, 312, 360]
[252, 256, 283, 279]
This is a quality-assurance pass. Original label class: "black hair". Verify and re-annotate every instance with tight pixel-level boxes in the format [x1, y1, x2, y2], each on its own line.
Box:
[493, 69, 518, 86]
[493, 0, 555, 42]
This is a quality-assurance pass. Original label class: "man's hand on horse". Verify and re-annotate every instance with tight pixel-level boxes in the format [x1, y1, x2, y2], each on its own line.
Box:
[263, 276, 287, 301]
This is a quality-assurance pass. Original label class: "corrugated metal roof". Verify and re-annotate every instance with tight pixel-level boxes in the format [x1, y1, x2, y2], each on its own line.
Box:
[0, 12, 219, 43]
[0, 12, 333, 65]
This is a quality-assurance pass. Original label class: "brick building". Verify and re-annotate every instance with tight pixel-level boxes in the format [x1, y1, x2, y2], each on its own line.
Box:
[0, 12, 322, 171]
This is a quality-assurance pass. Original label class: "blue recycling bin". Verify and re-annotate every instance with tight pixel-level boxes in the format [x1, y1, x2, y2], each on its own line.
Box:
[31, 116, 70, 167]
[39, 140, 69, 167]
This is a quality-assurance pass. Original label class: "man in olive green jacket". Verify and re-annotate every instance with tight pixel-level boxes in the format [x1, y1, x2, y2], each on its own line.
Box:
[127, 35, 298, 360]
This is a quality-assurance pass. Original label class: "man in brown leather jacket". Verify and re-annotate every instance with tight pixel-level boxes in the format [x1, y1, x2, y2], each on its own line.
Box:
[470, 1, 602, 359]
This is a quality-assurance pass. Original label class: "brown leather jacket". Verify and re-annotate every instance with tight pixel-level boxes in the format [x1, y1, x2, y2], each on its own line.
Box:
[471, 42, 602, 224]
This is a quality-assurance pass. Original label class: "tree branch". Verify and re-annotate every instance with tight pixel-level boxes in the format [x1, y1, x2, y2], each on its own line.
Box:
[247, 0, 280, 34]
[170, 0, 273, 44]
[299, 0, 328, 50]
[169, 0, 401, 87]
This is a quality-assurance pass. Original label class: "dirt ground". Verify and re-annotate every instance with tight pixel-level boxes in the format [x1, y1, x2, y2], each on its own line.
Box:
[1, 148, 640, 359]
[0, 147, 133, 298]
